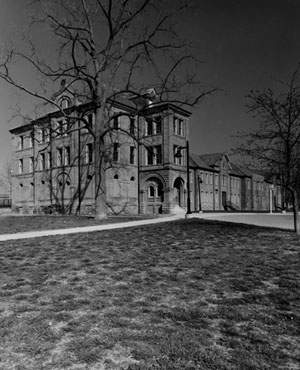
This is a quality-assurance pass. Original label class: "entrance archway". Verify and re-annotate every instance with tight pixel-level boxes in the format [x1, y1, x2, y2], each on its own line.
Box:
[173, 177, 184, 207]
[145, 177, 164, 214]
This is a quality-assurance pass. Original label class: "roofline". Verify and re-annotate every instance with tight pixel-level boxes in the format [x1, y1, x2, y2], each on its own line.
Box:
[143, 102, 191, 117]
[10, 100, 190, 134]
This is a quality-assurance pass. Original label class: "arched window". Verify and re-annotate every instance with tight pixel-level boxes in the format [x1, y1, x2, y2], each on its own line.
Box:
[149, 185, 155, 197]
[59, 97, 70, 109]
[114, 174, 119, 180]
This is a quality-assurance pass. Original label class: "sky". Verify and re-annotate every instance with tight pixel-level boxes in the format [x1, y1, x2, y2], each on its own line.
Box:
[1, 0, 300, 169]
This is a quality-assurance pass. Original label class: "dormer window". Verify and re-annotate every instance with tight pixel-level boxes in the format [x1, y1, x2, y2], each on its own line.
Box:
[59, 97, 70, 109]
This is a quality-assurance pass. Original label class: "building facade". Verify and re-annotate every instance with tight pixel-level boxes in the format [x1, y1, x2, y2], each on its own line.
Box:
[10, 89, 281, 215]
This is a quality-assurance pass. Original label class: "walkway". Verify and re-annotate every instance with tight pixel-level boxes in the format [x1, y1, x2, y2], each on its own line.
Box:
[0, 212, 294, 242]
[189, 212, 295, 231]
[0, 215, 183, 242]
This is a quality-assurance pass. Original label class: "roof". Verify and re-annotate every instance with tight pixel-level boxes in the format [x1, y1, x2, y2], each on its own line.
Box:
[230, 163, 248, 177]
[190, 152, 265, 179]
[189, 153, 212, 170]
[10, 97, 191, 134]
[199, 152, 227, 167]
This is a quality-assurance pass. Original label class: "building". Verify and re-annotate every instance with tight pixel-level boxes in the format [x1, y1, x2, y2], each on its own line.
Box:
[189, 153, 282, 212]
[9, 86, 281, 215]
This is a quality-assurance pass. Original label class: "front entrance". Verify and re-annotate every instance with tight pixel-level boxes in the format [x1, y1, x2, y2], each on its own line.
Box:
[146, 177, 164, 214]
[174, 177, 184, 207]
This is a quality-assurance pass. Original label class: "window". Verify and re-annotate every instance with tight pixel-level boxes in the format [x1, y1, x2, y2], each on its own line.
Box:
[41, 127, 50, 142]
[57, 148, 63, 166]
[40, 153, 45, 170]
[173, 117, 184, 136]
[47, 152, 52, 169]
[29, 135, 34, 148]
[18, 159, 23, 174]
[210, 174, 213, 185]
[147, 146, 154, 165]
[57, 120, 63, 137]
[64, 146, 70, 166]
[247, 179, 250, 190]
[222, 175, 227, 186]
[178, 118, 183, 136]
[155, 116, 162, 134]
[113, 116, 119, 130]
[147, 145, 162, 165]
[113, 143, 120, 162]
[146, 119, 153, 136]
[149, 185, 155, 197]
[87, 113, 94, 130]
[56, 119, 69, 137]
[215, 174, 219, 184]
[114, 174, 119, 180]
[59, 97, 70, 109]
[205, 173, 209, 184]
[146, 116, 162, 136]
[83, 113, 94, 133]
[18, 136, 24, 150]
[130, 117, 135, 136]
[155, 145, 162, 164]
[173, 145, 183, 165]
[85, 143, 93, 164]
[130, 146, 135, 164]
[29, 157, 34, 172]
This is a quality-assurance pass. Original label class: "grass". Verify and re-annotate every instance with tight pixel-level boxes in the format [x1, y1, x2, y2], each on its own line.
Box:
[0, 214, 156, 234]
[0, 218, 299, 369]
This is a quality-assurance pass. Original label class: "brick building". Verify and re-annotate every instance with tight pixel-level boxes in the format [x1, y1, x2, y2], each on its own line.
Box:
[10, 89, 281, 215]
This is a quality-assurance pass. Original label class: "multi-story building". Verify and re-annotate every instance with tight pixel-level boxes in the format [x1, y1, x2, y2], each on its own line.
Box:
[10, 87, 193, 215]
[9, 85, 281, 215]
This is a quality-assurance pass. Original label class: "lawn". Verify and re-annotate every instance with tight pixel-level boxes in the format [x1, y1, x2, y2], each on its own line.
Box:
[0, 214, 156, 234]
[0, 219, 299, 370]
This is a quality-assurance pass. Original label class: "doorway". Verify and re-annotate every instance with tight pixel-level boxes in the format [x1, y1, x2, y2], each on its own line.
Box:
[174, 177, 184, 207]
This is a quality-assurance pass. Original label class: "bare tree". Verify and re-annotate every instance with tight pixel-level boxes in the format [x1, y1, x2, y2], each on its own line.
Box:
[234, 66, 300, 234]
[0, 0, 215, 219]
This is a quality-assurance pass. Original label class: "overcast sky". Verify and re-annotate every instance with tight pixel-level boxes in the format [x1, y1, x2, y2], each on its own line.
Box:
[1, 0, 300, 169]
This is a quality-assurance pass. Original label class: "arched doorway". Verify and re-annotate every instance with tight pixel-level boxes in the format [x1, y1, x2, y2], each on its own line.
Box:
[173, 177, 184, 207]
[145, 177, 164, 214]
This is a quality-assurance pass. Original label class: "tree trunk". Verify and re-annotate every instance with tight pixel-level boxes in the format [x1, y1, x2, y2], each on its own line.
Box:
[291, 189, 300, 235]
[94, 107, 107, 220]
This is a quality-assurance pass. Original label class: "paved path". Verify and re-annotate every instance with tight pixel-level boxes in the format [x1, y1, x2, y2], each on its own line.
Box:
[191, 212, 295, 230]
[0, 212, 294, 242]
[0, 215, 184, 241]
